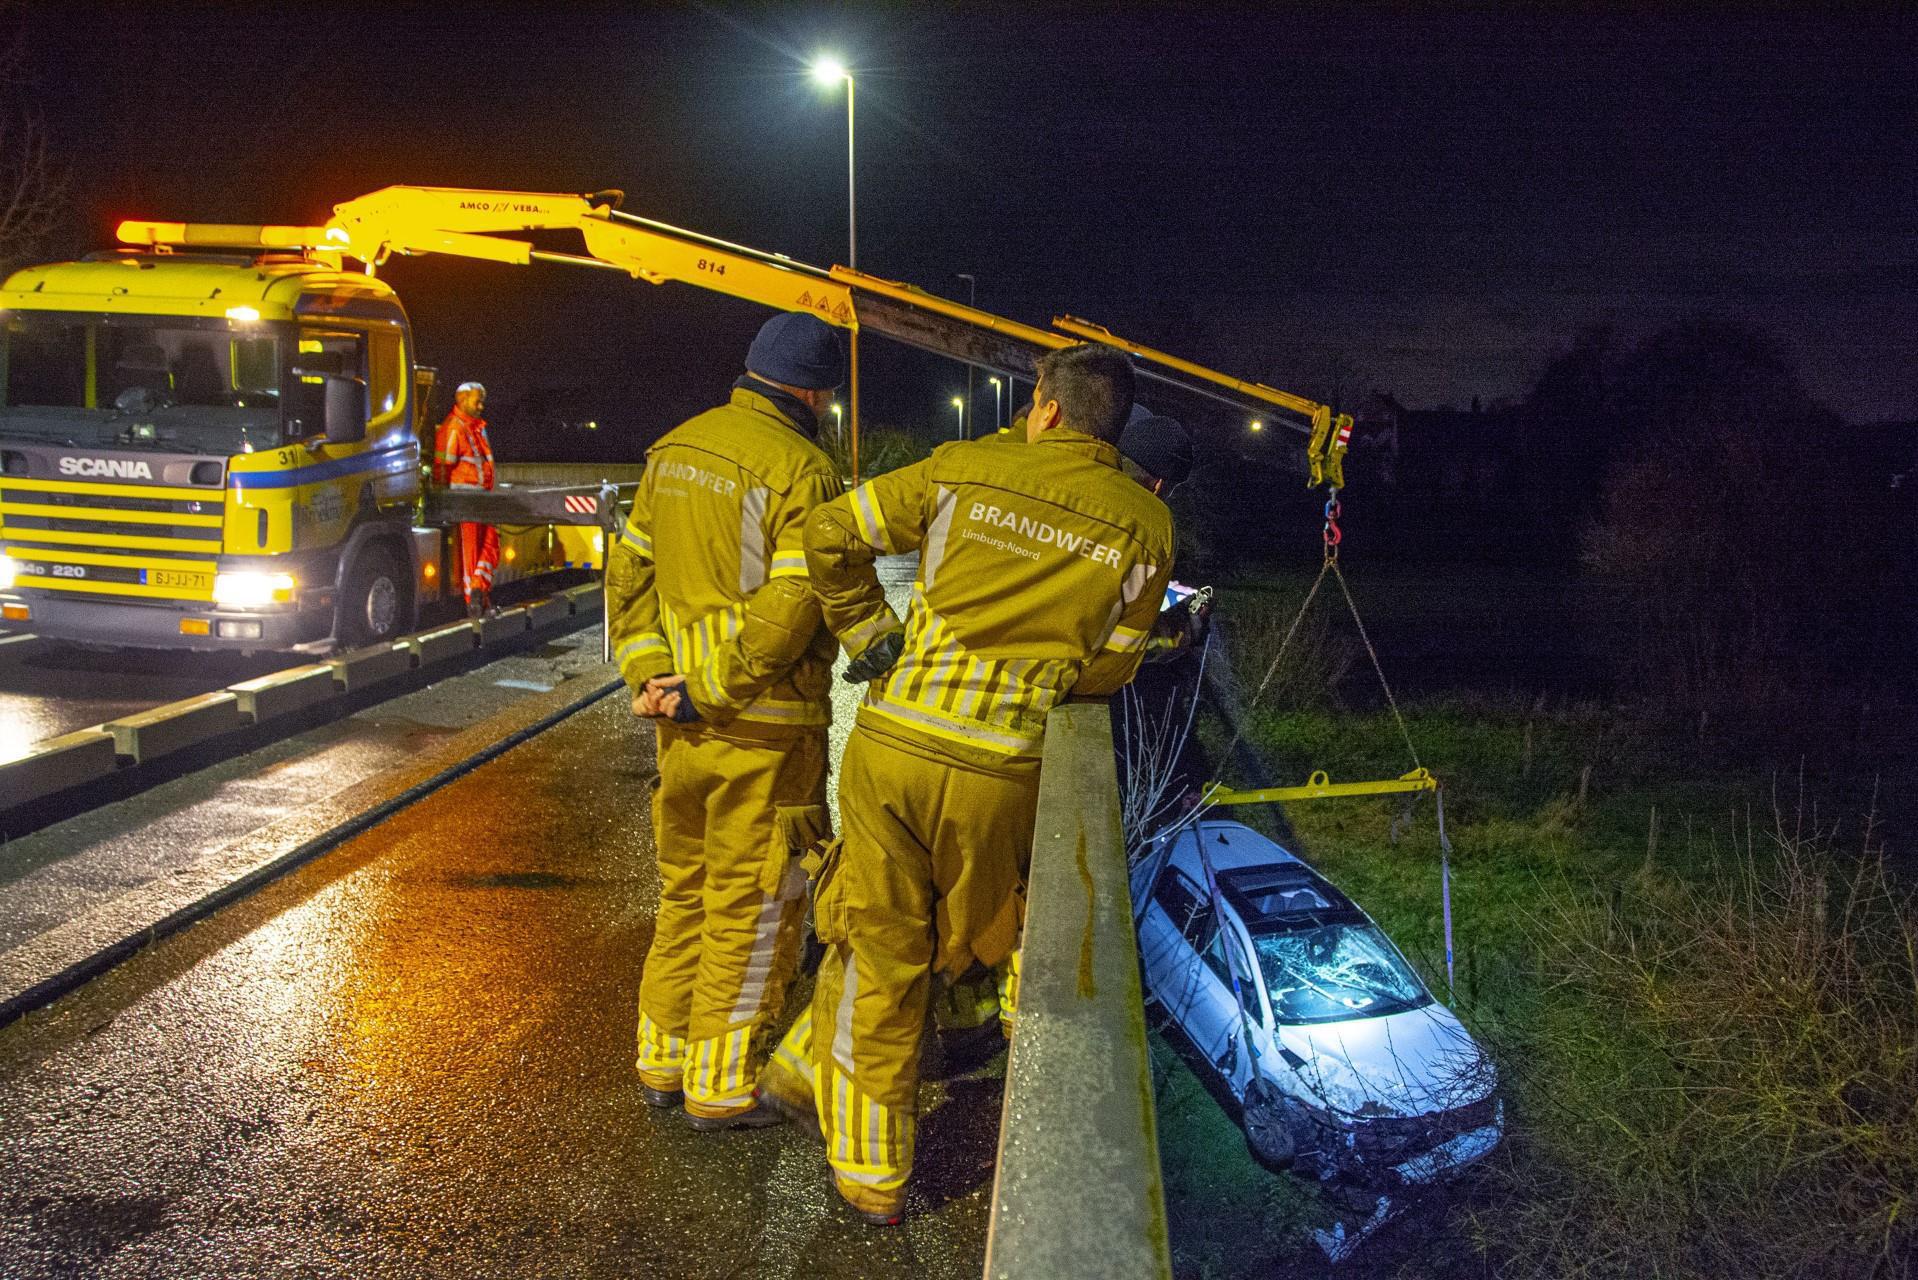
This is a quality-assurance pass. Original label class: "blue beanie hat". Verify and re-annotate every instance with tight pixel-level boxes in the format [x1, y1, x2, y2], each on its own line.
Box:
[746, 312, 845, 391]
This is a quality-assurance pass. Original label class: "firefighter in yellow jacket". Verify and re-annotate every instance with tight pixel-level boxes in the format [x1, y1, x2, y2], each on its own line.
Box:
[606, 312, 844, 1129]
[760, 343, 1174, 1222]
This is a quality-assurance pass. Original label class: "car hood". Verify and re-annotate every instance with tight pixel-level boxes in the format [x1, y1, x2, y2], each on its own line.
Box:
[1273, 1001, 1495, 1119]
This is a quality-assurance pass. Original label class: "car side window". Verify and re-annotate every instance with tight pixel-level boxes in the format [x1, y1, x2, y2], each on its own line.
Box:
[1154, 874, 1214, 946]
[1200, 927, 1233, 985]
[1201, 928, 1264, 1021]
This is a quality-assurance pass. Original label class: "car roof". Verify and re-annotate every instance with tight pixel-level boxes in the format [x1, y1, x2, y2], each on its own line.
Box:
[1164, 821, 1366, 931]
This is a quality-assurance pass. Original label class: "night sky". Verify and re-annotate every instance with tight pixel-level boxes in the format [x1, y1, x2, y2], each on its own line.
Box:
[22, 2, 1918, 451]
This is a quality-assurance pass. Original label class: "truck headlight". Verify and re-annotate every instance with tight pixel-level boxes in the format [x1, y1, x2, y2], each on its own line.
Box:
[0, 557, 15, 591]
[212, 570, 296, 608]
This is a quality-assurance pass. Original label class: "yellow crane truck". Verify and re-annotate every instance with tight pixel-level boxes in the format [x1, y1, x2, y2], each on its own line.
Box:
[0, 185, 1350, 653]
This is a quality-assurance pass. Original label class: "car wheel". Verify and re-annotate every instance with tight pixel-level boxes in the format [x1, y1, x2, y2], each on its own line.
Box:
[338, 544, 409, 649]
[1243, 1082, 1297, 1169]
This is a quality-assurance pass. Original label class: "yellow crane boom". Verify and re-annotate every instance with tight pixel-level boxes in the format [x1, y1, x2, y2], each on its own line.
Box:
[118, 185, 1353, 480]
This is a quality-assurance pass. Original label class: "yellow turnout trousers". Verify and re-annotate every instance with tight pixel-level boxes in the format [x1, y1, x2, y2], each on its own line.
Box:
[763, 725, 1037, 1213]
[637, 721, 829, 1118]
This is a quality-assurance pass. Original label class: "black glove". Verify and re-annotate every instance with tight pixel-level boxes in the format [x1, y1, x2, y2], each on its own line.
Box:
[656, 679, 703, 723]
[841, 629, 905, 684]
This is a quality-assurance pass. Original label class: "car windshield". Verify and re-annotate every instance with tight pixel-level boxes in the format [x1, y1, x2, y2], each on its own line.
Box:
[0, 311, 283, 452]
[1254, 923, 1432, 1023]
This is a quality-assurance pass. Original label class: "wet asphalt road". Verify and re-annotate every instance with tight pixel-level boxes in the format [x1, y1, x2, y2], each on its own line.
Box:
[0, 690, 997, 1278]
[0, 634, 287, 759]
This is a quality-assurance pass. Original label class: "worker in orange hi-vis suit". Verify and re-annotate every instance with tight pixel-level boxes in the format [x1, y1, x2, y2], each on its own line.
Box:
[433, 380, 499, 617]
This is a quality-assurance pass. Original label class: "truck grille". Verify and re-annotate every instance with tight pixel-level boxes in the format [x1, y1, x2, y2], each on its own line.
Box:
[0, 477, 222, 601]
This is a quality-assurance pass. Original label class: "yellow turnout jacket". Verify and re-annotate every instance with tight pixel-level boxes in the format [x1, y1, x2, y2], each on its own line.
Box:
[806, 428, 1174, 770]
[607, 384, 842, 734]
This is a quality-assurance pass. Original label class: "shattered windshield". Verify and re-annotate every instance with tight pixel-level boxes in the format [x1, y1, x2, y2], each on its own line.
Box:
[0, 311, 284, 452]
[1254, 923, 1432, 1024]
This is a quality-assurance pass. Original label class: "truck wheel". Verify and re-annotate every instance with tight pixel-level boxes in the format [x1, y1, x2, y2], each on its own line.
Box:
[339, 544, 409, 649]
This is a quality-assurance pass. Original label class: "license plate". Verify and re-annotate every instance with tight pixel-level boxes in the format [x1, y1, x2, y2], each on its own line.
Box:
[148, 568, 211, 591]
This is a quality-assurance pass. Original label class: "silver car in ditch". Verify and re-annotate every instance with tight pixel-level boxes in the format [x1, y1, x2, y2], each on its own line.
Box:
[1133, 819, 1502, 1189]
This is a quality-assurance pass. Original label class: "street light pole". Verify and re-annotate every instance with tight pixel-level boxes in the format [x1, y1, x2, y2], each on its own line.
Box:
[956, 272, 976, 438]
[845, 74, 856, 271]
[989, 376, 1003, 431]
[812, 56, 859, 478]
[950, 396, 965, 439]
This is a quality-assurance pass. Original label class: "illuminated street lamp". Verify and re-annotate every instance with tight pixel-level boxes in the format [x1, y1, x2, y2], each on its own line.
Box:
[989, 375, 1003, 430]
[950, 395, 965, 438]
[810, 56, 855, 269]
[829, 401, 844, 446]
[1249, 418, 1264, 433]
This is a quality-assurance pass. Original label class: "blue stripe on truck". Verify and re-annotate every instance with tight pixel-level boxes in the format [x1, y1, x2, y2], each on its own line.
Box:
[227, 446, 414, 490]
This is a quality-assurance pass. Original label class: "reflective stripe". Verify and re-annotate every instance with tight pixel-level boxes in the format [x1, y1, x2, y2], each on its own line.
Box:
[840, 609, 899, 659]
[832, 951, 859, 1075]
[865, 698, 1038, 754]
[735, 697, 831, 725]
[616, 635, 669, 666]
[849, 484, 890, 553]
[635, 1010, 688, 1084]
[771, 1007, 815, 1089]
[738, 485, 770, 594]
[1121, 561, 1156, 606]
[823, 1075, 914, 1187]
[732, 886, 794, 1028]
[918, 485, 957, 592]
[1102, 623, 1148, 654]
[620, 525, 652, 555]
[954, 655, 989, 720]
[686, 1024, 758, 1109]
[769, 551, 808, 580]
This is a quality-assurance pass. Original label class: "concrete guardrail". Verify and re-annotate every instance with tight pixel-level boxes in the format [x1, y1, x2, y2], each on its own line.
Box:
[984, 701, 1171, 1280]
[1, 584, 603, 817]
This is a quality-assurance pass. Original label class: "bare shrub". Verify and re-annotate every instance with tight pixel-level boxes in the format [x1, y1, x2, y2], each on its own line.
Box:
[1476, 798, 1918, 1278]
[0, 1, 68, 278]
[818, 424, 930, 480]
[1117, 640, 1208, 865]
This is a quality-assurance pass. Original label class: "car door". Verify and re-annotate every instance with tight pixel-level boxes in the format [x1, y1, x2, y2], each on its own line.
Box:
[1139, 868, 1213, 1021]
[1142, 871, 1260, 1092]
[1191, 913, 1265, 1095]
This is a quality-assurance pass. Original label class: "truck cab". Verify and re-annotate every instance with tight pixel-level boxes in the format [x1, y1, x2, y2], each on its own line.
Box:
[0, 252, 437, 650]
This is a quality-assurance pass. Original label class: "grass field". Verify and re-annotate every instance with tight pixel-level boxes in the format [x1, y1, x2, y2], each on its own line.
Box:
[1146, 562, 1916, 1278]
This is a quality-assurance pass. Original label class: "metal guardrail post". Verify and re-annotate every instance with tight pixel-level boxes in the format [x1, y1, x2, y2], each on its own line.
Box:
[984, 702, 1171, 1280]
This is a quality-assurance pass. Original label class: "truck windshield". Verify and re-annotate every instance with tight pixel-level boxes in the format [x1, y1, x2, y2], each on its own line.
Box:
[0, 312, 285, 453]
[1254, 924, 1433, 1024]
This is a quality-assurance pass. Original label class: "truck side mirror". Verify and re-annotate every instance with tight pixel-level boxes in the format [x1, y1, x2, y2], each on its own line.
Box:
[322, 376, 369, 445]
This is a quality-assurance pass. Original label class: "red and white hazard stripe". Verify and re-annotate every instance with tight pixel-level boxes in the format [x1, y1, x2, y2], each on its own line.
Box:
[562, 494, 599, 515]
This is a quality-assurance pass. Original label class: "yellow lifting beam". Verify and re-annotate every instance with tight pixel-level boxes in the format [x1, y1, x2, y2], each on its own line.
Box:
[1202, 767, 1438, 808]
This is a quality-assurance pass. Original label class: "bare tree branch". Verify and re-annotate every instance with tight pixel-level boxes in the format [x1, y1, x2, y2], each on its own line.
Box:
[0, 0, 70, 276]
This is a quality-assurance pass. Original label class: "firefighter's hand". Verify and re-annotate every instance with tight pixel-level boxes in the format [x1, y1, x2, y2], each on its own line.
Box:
[841, 629, 905, 684]
[633, 674, 690, 719]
